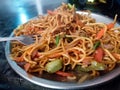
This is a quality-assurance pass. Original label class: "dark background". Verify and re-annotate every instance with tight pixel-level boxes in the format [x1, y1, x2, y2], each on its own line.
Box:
[0, 0, 120, 90]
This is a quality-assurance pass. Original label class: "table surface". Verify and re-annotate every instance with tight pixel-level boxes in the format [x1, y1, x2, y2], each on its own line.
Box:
[0, 0, 120, 90]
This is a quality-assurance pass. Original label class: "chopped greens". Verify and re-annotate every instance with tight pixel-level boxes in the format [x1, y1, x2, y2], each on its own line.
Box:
[93, 41, 101, 50]
[55, 35, 60, 46]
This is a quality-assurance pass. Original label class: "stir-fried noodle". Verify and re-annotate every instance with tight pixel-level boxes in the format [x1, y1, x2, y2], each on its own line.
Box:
[10, 3, 120, 82]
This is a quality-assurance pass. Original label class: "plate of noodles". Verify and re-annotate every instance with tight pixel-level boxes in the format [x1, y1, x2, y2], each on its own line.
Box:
[5, 3, 120, 89]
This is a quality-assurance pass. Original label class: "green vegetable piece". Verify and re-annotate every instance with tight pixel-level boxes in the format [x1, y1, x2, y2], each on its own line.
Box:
[93, 41, 101, 50]
[75, 61, 106, 72]
[55, 35, 60, 46]
[45, 59, 62, 73]
[90, 61, 106, 70]
[75, 65, 91, 72]
[68, 3, 73, 9]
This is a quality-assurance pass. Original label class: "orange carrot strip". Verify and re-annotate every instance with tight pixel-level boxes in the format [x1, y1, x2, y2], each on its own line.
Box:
[24, 63, 31, 71]
[32, 50, 38, 58]
[107, 23, 115, 30]
[112, 53, 120, 60]
[48, 53, 61, 58]
[47, 10, 57, 15]
[56, 71, 73, 77]
[96, 29, 105, 40]
[82, 57, 93, 65]
[94, 47, 104, 62]
[107, 14, 118, 30]
[14, 56, 24, 62]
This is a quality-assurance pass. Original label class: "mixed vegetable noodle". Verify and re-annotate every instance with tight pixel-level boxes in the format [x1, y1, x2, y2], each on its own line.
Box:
[11, 3, 120, 83]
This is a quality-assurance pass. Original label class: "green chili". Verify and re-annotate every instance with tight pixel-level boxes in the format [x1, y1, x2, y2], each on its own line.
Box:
[93, 41, 101, 50]
[55, 35, 60, 46]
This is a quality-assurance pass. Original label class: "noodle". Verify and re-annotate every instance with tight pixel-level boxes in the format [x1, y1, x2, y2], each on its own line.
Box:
[10, 3, 120, 83]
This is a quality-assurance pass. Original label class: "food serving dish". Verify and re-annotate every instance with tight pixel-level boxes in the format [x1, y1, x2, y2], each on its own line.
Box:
[5, 11, 120, 89]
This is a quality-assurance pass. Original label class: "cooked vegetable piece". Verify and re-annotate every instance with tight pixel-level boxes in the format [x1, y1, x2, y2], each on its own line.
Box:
[94, 47, 104, 62]
[55, 35, 60, 46]
[75, 65, 91, 72]
[47, 10, 57, 15]
[56, 71, 73, 77]
[96, 29, 104, 40]
[93, 41, 101, 50]
[107, 23, 115, 30]
[45, 59, 62, 73]
[107, 14, 117, 30]
[75, 61, 106, 72]
[112, 53, 120, 60]
[90, 61, 106, 70]
[24, 63, 31, 71]
[68, 3, 74, 9]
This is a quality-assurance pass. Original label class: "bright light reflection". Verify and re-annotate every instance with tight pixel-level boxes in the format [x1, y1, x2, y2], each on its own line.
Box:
[19, 13, 28, 23]
[19, 8, 28, 24]
[36, 0, 43, 14]
[87, 0, 95, 3]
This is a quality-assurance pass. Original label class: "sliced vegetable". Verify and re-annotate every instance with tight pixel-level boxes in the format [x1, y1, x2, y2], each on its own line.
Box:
[107, 14, 117, 30]
[90, 61, 106, 70]
[45, 59, 62, 73]
[48, 53, 61, 58]
[107, 23, 115, 30]
[75, 65, 91, 72]
[96, 14, 117, 39]
[75, 61, 106, 72]
[94, 47, 104, 62]
[55, 35, 60, 46]
[14, 56, 24, 62]
[93, 41, 101, 50]
[56, 71, 73, 77]
[24, 63, 31, 71]
[68, 3, 74, 9]
[47, 10, 57, 15]
[96, 29, 104, 40]
[112, 53, 120, 60]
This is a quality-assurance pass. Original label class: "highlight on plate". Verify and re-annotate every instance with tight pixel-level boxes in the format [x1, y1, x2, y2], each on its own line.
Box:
[10, 3, 120, 83]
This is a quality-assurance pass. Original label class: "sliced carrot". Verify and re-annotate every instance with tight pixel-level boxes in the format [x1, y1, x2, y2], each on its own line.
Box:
[32, 50, 38, 58]
[14, 56, 24, 62]
[107, 14, 117, 30]
[96, 29, 104, 40]
[82, 57, 93, 65]
[77, 20, 84, 27]
[24, 63, 31, 71]
[94, 47, 104, 62]
[107, 23, 115, 30]
[112, 53, 120, 60]
[48, 53, 61, 58]
[56, 71, 73, 77]
[47, 10, 57, 15]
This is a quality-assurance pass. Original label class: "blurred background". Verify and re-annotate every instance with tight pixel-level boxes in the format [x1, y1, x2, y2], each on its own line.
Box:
[0, 0, 120, 90]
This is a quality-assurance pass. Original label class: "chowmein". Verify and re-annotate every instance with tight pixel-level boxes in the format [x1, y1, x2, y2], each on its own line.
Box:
[10, 3, 120, 83]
